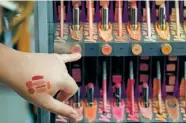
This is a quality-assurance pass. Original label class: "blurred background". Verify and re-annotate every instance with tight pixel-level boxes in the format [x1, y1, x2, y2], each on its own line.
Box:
[0, 1, 36, 123]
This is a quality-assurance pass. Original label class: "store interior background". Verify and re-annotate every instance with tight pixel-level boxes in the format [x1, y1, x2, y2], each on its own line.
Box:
[0, 14, 35, 123]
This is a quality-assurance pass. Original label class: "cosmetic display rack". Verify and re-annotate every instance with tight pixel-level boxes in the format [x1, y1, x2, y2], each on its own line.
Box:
[34, 1, 186, 123]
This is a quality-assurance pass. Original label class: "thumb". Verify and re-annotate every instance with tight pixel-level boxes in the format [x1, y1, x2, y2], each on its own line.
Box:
[58, 53, 81, 63]
[45, 96, 81, 122]
[57, 75, 78, 101]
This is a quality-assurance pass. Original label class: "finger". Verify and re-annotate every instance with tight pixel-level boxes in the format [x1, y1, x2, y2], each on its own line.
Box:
[46, 96, 81, 122]
[60, 53, 81, 63]
[58, 75, 78, 101]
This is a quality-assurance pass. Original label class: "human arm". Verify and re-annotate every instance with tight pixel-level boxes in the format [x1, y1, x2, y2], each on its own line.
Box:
[0, 43, 82, 121]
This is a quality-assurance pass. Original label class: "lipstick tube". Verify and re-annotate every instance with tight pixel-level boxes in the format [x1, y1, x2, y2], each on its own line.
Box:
[102, 8, 109, 30]
[159, 4, 166, 30]
[131, 3, 138, 31]
[84, 83, 97, 122]
[129, 61, 135, 116]
[73, 88, 81, 108]
[114, 83, 121, 107]
[157, 61, 162, 114]
[72, 7, 80, 31]
[102, 61, 107, 113]
[71, 88, 83, 121]
[112, 88, 125, 122]
[142, 83, 149, 108]
[87, 83, 94, 107]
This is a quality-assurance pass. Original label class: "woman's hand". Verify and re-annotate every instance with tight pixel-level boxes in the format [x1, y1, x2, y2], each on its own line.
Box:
[0, 44, 82, 122]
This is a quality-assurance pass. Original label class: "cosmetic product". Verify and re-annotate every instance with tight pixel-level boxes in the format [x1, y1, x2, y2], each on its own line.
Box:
[115, 83, 121, 107]
[159, 4, 166, 30]
[72, 3, 80, 31]
[157, 61, 162, 114]
[142, 83, 149, 108]
[131, 3, 138, 31]
[129, 61, 135, 115]
[102, 61, 107, 113]
[102, 7, 109, 30]
[87, 83, 94, 107]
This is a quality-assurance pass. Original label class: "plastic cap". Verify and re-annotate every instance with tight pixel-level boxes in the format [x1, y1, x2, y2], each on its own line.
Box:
[101, 44, 112, 56]
[71, 44, 82, 54]
[161, 44, 172, 55]
[132, 44, 142, 55]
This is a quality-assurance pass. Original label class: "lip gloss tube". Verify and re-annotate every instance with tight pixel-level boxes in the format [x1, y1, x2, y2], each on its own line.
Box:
[142, 82, 149, 108]
[84, 83, 97, 122]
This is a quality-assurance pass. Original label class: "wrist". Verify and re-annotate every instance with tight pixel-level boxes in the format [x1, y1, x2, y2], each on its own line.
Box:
[0, 44, 26, 85]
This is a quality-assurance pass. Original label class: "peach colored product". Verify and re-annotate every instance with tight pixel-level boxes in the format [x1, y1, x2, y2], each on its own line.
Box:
[166, 85, 174, 92]
[155, 22, 170, 40]
[98, 22, 113, 42]
[161, 44, 172, 55]
[157, 79, 162, 114]
[168, 56, 177, 61]
[86, 1, 95, 22]
[175, 0, 180, 37]
[71, 100, 84, 121]
[70, 24, 83, 41]
[131, 44, 142, 55]
[127, 22, 141, 41]
[153, 78, 158, 98]
[100, 1, 109, 8]
[169, 76, 176, 85]
[71, 44, 82, 54]
[165, 96, 179, 121]
[26, 76, 51, 94]
[146, 0, 151, 37]
[180, 78, 185, 97]
[140, 63, 149, 71]
[139, 99, 152, 119]
[140, 74, 149, 83]
[87, 1, 94, 37]
[84, 100, 97, 122]
[101, 44, 112, 56]
[167, 64, 176, 72]
[72, 1, 81, 8]
[111, 100, 125, 121]
[116, 0, 123, 37]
